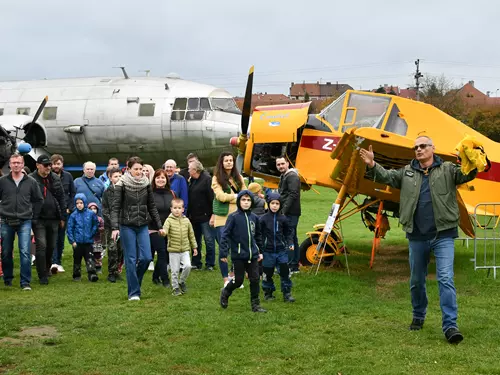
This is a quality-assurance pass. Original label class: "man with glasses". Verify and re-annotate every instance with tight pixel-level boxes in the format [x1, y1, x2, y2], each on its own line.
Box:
[30, 155, 67, 284]
[0, 154, 43, 290]
[359, 135, 477, 344]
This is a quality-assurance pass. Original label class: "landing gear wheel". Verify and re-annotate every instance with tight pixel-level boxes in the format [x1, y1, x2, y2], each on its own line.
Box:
[299, 235, 336, 266]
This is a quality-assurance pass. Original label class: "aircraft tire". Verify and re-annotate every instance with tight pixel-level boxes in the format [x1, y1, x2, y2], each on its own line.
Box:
[299, 235, 335, 266]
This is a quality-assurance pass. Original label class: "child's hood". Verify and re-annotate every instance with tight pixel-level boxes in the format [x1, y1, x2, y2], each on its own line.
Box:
[74, 193, 88, 210]
[266, 192, 281, 204]
[88, 202, 100, 214]
[236, 190, 254, 212]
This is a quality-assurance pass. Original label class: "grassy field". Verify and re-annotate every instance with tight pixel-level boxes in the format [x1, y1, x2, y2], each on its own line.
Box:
[1, 187, 500, 375]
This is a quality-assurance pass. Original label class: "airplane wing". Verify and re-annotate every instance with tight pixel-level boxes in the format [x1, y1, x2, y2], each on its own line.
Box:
[330, 127, 475, 238]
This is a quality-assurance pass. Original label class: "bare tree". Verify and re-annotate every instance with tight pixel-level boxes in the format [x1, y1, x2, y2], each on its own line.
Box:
[420, 74, 465, 119]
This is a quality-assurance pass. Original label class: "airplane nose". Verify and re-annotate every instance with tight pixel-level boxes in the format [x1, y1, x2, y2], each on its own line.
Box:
[230, 137, 239, 147]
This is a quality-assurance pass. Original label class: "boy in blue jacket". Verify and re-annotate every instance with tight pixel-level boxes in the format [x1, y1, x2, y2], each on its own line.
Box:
[260, 193, 295, 302]
[219, 190, 266, 313]
[67, 193, 99, 282]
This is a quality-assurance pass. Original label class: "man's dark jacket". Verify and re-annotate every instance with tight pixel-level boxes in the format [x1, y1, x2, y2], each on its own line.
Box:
[188, 171, 214, 223]
[278, 169, 301, 216]
[0, 174, 44, 220]
[56, 170, 76, 212]
[30, 171, 67, 221]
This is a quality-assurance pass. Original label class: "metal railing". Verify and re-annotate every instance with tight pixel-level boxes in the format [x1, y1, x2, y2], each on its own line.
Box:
[473, 203, 500, 279]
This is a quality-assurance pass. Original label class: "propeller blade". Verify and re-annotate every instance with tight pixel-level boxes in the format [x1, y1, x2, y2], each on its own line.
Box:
[32, 96, 48, 123]
[241, 66, 254, 135]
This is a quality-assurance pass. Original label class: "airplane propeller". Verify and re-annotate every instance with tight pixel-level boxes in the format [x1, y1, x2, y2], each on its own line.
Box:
[235, 66, 254, 173]
[31, 96, 48, 124]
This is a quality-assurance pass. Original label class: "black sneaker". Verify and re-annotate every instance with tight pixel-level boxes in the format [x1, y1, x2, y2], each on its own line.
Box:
[73, 277, 81, 281]
[220, 287, 229, 309]
[21, 284, 31, 291]
[180, 282, 187, 294]
[283, 293, 296, 303]
[444, 327, 464, 344]
[39, 278, 49, 285]
[205, 266, 214, 271]
[4, 280, 13, 287]
[89, 274, 99, 282]
[409, 318, 425, 331]
[107, 275, 116, 283]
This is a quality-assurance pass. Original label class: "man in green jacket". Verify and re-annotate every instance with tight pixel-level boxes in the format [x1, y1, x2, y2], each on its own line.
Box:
[359, 135, 477, 344]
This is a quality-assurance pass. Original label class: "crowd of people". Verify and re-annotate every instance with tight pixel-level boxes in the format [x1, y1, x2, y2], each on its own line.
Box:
[0, 151, 302, 313]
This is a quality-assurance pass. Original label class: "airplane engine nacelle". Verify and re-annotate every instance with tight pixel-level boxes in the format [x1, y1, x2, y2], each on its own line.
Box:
[0, 115, 48, 168]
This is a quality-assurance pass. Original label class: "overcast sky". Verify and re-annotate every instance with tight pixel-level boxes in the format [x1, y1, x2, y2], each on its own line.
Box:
[1, 0, 499, 96]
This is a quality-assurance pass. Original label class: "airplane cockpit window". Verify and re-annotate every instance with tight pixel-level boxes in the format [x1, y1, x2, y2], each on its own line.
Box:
[384, 104, 408, 136]
[172, 98, 187, 120]
[17, 107, 30, 115]
[186, 111, 204, 121]
[317, 94, 345, 131]
[210, 98, 241, 115]
[43, 107, 57, 120]
[200, 98, 211, 110]
[139, 103, 155, 116]
[342, 93, 390, 131]
[188, 98, 199, 110]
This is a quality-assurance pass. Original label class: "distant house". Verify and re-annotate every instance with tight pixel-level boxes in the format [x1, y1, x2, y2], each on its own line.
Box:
[234, 93, 297, 112]
[373, 85, 400, 95]
[454, 81, 500, 108]
[399, 88, 417, 100]
[289, 81, 353, 100]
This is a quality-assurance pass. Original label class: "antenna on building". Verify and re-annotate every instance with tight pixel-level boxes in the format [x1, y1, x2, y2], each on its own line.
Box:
[139, 69, 151, 77]
[414, 59, 423, 101]
[113, 66, 129, 79]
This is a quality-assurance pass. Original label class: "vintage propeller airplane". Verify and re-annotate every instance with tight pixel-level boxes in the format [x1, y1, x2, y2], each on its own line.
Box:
[232, 66, 500, 268]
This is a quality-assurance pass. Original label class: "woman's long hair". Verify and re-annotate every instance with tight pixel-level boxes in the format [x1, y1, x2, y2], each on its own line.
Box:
[151, 169, 171, 191]
[214, 151, 241, 191]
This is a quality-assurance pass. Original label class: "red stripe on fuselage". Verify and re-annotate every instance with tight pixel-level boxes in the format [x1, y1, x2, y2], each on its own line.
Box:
[299, 135, 500, 183]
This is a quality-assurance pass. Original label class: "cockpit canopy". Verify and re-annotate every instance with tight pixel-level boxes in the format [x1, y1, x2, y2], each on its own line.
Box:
[171, 97, 241, 121]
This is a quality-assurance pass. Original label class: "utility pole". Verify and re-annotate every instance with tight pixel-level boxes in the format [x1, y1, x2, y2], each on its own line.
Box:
[414, 59, 423, 101]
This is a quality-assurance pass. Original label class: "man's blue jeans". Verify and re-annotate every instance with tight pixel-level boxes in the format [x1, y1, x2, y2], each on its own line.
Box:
[287, 216, 300, 270]
[52, 221, 67, 265]
[120, 225, 152, 298]
[1, 220, 32, 287]
[409, 237, 458, 331]
[193, 221, 215, 268]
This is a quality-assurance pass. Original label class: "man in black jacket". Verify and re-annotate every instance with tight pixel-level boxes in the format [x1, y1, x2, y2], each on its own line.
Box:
[187, 160, 215, 270]
[30, 155, 67, 284]
[50, 154, 75, 273]
[0, 154, 43, 290]
[276, 156, 302, 274]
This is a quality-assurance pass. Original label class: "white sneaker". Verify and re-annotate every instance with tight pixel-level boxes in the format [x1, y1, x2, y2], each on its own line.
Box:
[128, 296, 140, 301]
[57, 265, 65, 273]
[31, 255, 36, 266]
[50, 264, 59, 274]
[148, 262, 155, 271]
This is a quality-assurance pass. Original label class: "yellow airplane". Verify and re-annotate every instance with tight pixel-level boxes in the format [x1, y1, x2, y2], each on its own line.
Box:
[232, 67, 499, 268]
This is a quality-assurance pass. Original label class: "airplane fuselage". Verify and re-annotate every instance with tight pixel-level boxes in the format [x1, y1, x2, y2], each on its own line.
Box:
[0, 76, 241, 168]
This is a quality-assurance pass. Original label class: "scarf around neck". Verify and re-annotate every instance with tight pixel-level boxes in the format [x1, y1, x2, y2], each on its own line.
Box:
[116, 172, 149, 192]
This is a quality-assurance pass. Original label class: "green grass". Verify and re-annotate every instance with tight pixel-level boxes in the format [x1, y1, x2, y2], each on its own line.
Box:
[1, 187, 500, 375]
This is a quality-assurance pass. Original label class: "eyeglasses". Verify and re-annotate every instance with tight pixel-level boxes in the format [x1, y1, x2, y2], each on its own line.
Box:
[413, 144, 431, 151]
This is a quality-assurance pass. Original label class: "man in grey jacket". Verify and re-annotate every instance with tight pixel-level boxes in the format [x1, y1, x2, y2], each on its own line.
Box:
[0, 154, 43, 290]
[276, 156, 301, 274]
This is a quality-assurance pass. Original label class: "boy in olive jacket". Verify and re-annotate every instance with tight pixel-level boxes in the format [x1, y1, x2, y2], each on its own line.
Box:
[162, 198, 197, 296]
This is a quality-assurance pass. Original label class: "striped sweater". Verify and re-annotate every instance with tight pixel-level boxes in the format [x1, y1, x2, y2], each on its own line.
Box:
[162, 214, 197, 253]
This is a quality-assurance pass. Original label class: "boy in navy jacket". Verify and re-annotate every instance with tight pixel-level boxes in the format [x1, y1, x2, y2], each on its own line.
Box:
[67, 193, 99, 282]
[219, 190, 266, 313]
[260, 193, 295, 302]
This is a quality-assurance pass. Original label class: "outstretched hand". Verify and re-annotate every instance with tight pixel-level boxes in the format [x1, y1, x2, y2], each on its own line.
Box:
[359, 145, 375, 168]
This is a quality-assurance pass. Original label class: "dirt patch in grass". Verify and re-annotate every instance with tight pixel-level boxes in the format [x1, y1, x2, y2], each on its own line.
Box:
[18, 326, 58, 339]
[372, 245, 409, 295]
[0, 326, 58, 347]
